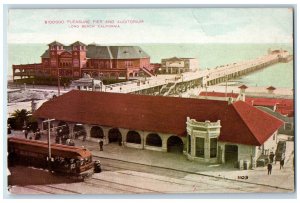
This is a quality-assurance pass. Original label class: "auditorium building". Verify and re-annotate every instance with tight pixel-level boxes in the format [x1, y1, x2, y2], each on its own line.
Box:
[33, 90, 283, 168]
[12, 41, 153, 81]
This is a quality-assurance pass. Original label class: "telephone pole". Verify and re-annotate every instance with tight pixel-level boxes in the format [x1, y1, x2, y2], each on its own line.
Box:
[42, 118, 55, 169]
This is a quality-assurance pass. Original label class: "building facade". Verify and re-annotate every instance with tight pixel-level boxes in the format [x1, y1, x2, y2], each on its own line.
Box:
[33, 90, 283, 168]
[160, 57, 199, 74]
[12, 41, 153, 82]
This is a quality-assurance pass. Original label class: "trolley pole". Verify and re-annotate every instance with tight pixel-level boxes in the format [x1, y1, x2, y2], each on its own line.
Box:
[43, 118, 55, 170]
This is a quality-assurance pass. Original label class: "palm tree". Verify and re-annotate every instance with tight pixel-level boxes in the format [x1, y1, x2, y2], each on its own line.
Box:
[11, 109, 30, 129]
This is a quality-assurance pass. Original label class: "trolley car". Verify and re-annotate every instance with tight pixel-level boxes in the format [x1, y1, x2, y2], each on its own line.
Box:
[8, 137, 94, 179]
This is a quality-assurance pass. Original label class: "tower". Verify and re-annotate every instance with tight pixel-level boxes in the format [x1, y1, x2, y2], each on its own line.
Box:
[71, 41, 87, 77]
[48, 41, 64, 68]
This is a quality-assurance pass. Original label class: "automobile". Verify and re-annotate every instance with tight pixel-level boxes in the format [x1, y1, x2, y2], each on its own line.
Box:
[275, 152, 285, 162]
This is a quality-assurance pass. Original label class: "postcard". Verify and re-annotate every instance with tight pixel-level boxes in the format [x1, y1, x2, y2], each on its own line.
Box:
[5, 6, 295, 196]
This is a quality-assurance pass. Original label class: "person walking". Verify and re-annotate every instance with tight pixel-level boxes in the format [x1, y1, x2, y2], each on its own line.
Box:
[24, 128, 28, 139]
[99, 139, 104, 151]
[35, 128, 41, 140]
[280, 159, 285, 170]
[267, 163, 272, 175]
[269, 152, 275, 163]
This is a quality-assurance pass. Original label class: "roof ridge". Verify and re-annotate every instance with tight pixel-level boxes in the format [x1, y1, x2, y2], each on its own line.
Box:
[232, 101, 261, 145]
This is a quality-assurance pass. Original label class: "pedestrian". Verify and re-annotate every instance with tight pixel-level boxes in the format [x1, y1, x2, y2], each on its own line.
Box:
[267, 163, 272, 175]
[280, 159, 285, 170]
[35, 128, 41, 140]
[24, 128, 28, 139]
[99, 140, 103, 151]
[55, 136, 60, 144]
[118, 136, 122, 146]
[269, 152, 275, 163]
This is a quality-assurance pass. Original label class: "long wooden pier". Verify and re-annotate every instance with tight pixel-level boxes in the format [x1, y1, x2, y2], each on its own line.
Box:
[116, 49, 292, 96]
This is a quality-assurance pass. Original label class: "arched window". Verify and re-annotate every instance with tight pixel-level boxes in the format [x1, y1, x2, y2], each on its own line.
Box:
[146, 133, 162, 147]
[126, 131, 141, 144]
[90, 126, 104, 138]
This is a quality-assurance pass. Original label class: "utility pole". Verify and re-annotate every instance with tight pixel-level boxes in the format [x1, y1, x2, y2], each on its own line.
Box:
[57, 70, 61, 96]
[225, 75, 228, 99]
[43, 118, 55, 170]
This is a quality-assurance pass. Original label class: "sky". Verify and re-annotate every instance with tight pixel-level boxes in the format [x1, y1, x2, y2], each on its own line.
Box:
[7, 8, 293, 44]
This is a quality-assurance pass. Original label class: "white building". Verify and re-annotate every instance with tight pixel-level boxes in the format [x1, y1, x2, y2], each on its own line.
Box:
[160, 57, 199, 74]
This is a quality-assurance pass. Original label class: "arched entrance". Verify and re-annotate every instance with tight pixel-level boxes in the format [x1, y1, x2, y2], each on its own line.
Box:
[73, 124, 86, 139]
[167, 136, 183, 153]
[108, 128, 122, 143]
[126, 131, 141, 144]
[146, 133, 162, 147]
[225, 145, 238, 164]
[90, 126, 104, 139]
[57, 121, 69, 137]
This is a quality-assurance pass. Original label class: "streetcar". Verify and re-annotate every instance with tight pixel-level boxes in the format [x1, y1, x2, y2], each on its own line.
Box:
[8, 137, 94, 179]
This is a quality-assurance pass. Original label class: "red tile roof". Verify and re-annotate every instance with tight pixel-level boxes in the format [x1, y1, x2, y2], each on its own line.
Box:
[34, 90, 283, 146]
[199, 91, 239, 98]
[199, 91, 294, 117]
[245, 97, 294, 116]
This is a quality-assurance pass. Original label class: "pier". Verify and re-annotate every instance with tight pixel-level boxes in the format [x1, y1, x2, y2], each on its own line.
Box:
[104, 49, 292, 96]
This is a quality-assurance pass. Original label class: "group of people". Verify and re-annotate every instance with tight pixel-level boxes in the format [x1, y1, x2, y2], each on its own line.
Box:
[24, 126, 41, 140]
[267, 152, 285, 175]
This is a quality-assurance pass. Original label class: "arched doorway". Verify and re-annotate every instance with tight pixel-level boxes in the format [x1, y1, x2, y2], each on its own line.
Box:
[225, 145, 238, 164]
[90, 126, 104, 139]
[126, 131, 141, 144]
[167, 136, 183, 153]
[146, 133, 162, 147]
[57, 121, 69, 137]
[108, 128, 122, 143]
[73, 124, 86, 139]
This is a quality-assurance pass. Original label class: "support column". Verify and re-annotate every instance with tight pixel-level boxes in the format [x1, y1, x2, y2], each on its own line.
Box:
[102, 127, 110, 145]
[204, 137, 210, 161]
[161, 134, 168, 152]
[119, 128, 129, 147]
[84, 124, 92, 140]
[138, 130, 146, 149]
[191, 135, 196, 157]
[68, 123, 74, 139]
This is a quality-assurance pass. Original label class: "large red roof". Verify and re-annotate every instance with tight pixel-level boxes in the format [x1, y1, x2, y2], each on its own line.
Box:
[34, 90, 283, 146]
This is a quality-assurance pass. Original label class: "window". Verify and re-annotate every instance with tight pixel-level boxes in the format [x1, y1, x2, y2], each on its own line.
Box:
[210, 138, 217, 158]
[195, 137, 204, 158]
[73, 59, 79, 67]
[187, 135, 191, 154]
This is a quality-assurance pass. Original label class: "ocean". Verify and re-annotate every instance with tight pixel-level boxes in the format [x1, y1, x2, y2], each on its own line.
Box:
[8, 43, 294, 88]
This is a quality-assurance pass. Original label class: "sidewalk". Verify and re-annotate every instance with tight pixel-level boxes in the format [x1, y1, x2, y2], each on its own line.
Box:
[8, 131, 295, 191]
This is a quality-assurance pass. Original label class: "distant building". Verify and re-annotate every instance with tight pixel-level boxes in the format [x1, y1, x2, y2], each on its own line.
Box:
[12, 41, 153, 82]
[198, 91, 294, 136]
[160, 57, 199, 74]
[34, 90, 283, 168]
[71, 73, 103, 91]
